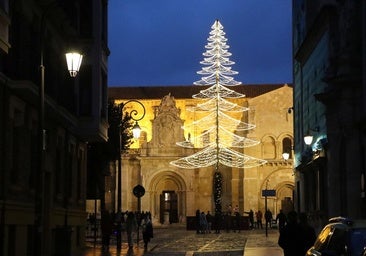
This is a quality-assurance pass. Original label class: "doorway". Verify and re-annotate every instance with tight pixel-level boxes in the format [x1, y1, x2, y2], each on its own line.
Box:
[160, 191, 178, 224]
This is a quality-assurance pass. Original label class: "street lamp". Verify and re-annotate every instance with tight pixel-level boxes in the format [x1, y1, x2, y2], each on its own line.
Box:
[304, 134, 313, 145]
[116, 100, 146, 251]
[304, 127, 319, 145]
[38, 47, 83, 256]
[282, 152, 290, 160]
[65, 52, 83, 77]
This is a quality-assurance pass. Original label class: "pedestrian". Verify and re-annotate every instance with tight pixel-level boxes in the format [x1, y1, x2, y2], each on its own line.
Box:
[265, 209, 273, 229]
[125, 211, 137, 249]
[141, 215, 154, 251]
[227, 204, 232, 215]
[206, 211, 213, 233]
[256, 210, 263, 229]
[200, 211, 208, 234]
[278, 211, 303, 256]
[298, 212, 316, 255]
[276, 209, 287, 232]
[101, 210, 113, 252]
[234, 210, 241, 232]
[233, 204, 239, 214]
[214, 210, 222, 233]
[249, 210, 254, 229]
[196, 209, 201, 234]
[224, 212, 231, 232]
[114, 210, 123, 250]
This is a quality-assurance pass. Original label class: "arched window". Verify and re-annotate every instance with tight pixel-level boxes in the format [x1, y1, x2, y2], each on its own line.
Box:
[282, 137, 292, 159]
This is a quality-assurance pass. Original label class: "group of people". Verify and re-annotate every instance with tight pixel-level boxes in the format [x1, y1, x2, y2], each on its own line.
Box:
[196, 210, 213, 234]
[100, 210, 154, 252]
[196, 205, 243, 234]
[278, 210, 317, 256]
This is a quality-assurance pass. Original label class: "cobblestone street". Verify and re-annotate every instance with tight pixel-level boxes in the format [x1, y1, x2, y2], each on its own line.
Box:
[81, 225, 282, 256]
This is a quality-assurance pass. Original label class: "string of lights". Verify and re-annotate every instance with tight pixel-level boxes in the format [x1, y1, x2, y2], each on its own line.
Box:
[170, 20, 267, 170]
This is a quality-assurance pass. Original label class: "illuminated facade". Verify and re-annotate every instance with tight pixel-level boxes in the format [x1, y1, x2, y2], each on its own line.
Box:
[109, 84, 294, 224]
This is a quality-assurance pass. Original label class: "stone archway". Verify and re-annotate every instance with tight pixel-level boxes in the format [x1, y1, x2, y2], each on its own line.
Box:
[147, 170, 187, 224]
[261, 168, 294, 216]
[275, 181, 295, 214]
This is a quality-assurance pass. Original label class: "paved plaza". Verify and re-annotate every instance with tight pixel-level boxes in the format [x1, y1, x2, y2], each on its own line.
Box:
[80, 224, 283, 256]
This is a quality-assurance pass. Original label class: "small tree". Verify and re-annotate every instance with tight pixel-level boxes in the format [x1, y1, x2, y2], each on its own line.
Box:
[86, 101, 134, 208]
[107, 100, 134, 160]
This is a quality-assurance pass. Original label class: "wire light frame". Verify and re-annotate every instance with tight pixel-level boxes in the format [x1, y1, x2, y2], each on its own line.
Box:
[170, 20, 267, 169]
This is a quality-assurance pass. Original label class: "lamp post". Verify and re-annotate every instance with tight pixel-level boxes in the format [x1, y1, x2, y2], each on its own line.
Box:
[264, 179, 269, 237]
[304, 127, 319, 145]
[37, 19, 83, 254]
[116, 100, 145, 251]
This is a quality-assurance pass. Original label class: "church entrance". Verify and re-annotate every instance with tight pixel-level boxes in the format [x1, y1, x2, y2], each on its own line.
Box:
[159, 191, 178, 224]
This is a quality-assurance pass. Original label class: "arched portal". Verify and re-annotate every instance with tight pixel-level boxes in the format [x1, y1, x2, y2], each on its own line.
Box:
[147, 170, 187, 224]
[260, 168, 294, 216]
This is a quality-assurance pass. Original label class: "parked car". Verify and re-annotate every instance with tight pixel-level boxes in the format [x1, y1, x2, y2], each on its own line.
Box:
[306, 217, 366, 256]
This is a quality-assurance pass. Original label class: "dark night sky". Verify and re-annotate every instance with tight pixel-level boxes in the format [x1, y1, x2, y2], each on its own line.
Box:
[108, 0, 293, 87]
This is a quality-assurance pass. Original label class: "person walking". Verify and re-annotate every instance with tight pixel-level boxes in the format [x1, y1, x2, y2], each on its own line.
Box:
[200, 211, 208, 234]
[206, 211, 213, 233]
[224, 212, 231, 232]
[244, 209, 255, 229]
[114, 210, 123, 250]
[256, 210, 263, 229]
[276, 209, 287, 232]
[234, 210, 241, 232]
[141, 215, 154, 251]
[100, 210, 113, 252]
[125, 211, 137, 249]
[278, 211, 303, 256]
[196, 209, 201, 234]
[298, 212, 316, 255]
[214, 211, 222, 234]
[265, 209, 273, 229]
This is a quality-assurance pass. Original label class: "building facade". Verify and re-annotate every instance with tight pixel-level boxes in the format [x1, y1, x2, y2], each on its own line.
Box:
[0, 1, 108, 255]
[293, 0, 366, 229]
[108, 84, 294, 225]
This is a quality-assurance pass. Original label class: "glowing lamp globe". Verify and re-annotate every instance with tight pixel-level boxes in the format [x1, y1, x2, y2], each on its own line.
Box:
[132, 122, 142, 139]
[65, 52, 83, 77]
[304, 135, 313, 145]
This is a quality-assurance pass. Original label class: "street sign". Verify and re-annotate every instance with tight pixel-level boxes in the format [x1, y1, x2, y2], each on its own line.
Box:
[262, 189, 276, 197]
[133, 184, 145, 198]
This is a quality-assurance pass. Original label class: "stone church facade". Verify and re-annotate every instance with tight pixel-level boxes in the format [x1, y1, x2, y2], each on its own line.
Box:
[108, 84, 294, 225]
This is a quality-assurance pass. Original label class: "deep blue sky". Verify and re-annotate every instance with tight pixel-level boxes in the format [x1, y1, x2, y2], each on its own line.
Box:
[108, 0, 292, 87]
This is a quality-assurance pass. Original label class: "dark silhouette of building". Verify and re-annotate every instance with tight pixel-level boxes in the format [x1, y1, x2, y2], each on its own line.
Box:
[0, 1, 108, 255]
[293, 0, 366, 229]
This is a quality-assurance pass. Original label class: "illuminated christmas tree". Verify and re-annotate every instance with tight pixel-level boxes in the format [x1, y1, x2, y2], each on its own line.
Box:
[170, 20, 266, 213]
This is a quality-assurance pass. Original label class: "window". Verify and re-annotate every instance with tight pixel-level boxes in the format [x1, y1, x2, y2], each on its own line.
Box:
[282, 137, 292, 159]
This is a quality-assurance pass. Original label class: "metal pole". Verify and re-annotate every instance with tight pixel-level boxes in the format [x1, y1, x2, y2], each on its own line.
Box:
[37, 5, 53, 254]
[265, 179, 269, 237]
[116, 119, 122, 250]
[116, 100, 145, 250]
[265, 194, 268, 237]
[93, 195, 97, 248]
[117, 118, 122, 212]
[36, 37, 47, 256]
[136, 197, 141, 245]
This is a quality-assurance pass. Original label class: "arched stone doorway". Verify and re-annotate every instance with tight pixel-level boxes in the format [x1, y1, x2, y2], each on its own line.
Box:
[261, 169, 294, 216]
[275, 181, 295, 214]
[147, 170, 187, 224]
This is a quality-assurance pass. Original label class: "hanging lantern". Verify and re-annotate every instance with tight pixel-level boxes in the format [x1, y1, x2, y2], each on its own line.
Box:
[132, 122, 141, 139]
[65, 52, 83, 77]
